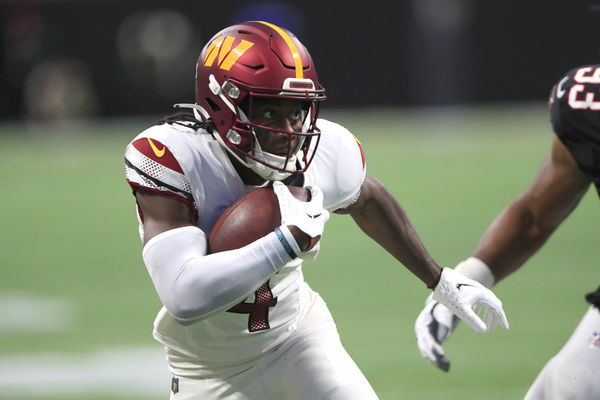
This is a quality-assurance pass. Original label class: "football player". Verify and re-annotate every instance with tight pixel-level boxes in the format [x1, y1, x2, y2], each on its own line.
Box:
[124, 21, 509, 399]
[415, 64, 600, 399]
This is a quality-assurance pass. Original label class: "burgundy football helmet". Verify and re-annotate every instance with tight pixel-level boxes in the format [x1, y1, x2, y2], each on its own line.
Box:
[189, 21, 326, 181]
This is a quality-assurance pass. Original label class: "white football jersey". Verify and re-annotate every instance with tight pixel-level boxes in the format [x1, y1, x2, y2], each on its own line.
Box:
[124, 118, 366, 377]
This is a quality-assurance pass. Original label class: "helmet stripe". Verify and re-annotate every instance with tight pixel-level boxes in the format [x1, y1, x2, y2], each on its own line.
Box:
[255, 21, 303, 79]
[218, 36, 235, 66]
[204, 36, 224, 66]
[221, 40, 254, 71]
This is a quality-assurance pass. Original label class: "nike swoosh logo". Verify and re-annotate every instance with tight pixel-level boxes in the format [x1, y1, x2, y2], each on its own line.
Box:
[556, 75, 569, 98]
[306, 213, 322, 219]
[147, 138, 166, 157]
[456, 283, 476, 291]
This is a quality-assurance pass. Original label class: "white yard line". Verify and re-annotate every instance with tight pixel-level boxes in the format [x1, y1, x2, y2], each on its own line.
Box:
[0, 346, 170, 398]
[0, 291, 74, 333]
[0, 292, 170, 398]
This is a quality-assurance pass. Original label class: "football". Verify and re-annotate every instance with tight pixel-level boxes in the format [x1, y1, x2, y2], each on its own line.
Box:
[208, 186, 310, 253]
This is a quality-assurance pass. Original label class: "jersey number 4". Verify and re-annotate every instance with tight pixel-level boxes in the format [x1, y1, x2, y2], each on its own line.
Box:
[227, 281, 277, 332]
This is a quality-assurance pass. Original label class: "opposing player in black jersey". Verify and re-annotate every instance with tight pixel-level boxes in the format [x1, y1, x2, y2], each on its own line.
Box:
[415, 64, 600, 399]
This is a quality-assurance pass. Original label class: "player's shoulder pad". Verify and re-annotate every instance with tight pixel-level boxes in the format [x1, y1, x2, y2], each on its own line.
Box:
[314, 118, 366, 211]
[549, 64, 600, 110]
[124, 124, 193, 199]
[126, 125, 185, 172]
[316, 118, 366, 170]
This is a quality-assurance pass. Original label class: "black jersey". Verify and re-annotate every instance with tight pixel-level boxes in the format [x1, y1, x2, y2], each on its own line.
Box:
[587, 286, 600, 309]
[549, 64, 600, 197]
[549, 65, 600, 308]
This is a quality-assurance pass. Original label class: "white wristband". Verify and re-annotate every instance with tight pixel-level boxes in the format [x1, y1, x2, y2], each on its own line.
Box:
[454, 257, 495, 288]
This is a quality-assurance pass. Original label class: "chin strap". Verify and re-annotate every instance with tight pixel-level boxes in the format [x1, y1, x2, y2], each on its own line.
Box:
[173, 103, 210, 121]
[247, 129, 296, 181]
[246, 158, 293, 181]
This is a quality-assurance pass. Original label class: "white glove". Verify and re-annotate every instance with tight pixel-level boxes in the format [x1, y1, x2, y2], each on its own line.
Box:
[415, 294, 459, 371]
[299, 241, 320, 261]
[416, 259, 504, 371]
[432, 268, 509, 334]
[273, 182, 330, 239]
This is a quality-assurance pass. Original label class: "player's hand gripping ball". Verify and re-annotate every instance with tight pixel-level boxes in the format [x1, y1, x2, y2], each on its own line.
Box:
[208, 186, 310, 253]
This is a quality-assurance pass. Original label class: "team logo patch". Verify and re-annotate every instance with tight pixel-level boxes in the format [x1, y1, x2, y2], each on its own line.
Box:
[171, 377, 179, 394]
[131, 137, 184, 173]
[204, 36, 254, 71]
[147, 138, 165, 157]
[590, 331, 600, 349]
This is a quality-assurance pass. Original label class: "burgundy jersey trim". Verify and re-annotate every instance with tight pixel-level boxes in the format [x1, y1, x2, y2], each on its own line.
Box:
[332, 134, 366, 214]
[132, 137, 183, 173]
[125, 158, 193, 200]
[129, 182, 198, 219]
[353, 135, 366, 169]
[124, 136, 193, 199]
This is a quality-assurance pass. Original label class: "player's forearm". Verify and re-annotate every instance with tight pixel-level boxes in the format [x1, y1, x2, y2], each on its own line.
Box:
[471, 200, 555, 282]
[350, 180, 441, 288]
[142, 226, 294, 322]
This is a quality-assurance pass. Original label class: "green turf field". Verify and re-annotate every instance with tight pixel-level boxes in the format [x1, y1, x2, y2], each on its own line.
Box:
[1, 104, 597, 399]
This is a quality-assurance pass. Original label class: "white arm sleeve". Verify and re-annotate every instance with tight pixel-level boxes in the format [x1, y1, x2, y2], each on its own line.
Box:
[142, 226, 293, 323]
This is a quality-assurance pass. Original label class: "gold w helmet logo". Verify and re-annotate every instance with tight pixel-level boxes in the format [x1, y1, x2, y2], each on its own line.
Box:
[203, 36, 254, 71]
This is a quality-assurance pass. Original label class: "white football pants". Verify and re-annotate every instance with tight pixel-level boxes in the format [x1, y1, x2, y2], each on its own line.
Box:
[169, 291, 378, 400]
[524, 305, 600, 400]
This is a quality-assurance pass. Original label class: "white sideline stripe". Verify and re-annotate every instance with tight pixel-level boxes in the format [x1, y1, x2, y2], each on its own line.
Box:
[0, 292, 74, 334]
[0, 346, 170, 397]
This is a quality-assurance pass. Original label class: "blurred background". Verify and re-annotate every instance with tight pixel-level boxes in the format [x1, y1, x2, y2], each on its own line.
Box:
[1, 1, 599, 399]
[1, 0, 599, 121]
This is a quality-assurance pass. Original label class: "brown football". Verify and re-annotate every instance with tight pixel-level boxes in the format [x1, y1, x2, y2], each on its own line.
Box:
[208, 186, 310, 253]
